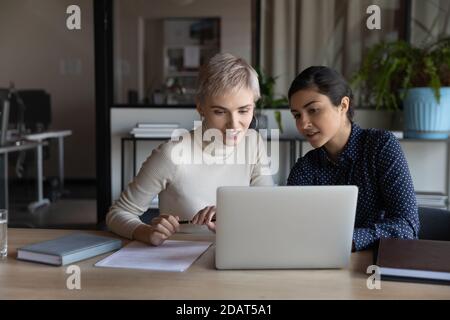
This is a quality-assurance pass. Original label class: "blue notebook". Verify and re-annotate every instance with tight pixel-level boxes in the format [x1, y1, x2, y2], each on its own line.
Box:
[17, 233, 122, 266]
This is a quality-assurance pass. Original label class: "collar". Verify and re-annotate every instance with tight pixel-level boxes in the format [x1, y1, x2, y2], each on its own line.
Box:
[319, 122, 363, 166]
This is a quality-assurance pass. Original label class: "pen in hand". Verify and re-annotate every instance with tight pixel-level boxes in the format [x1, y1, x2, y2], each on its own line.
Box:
[179, 219, 216, 225]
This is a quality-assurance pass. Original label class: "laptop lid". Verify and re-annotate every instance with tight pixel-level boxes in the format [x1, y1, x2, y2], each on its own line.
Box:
[215, 186, 358, 269]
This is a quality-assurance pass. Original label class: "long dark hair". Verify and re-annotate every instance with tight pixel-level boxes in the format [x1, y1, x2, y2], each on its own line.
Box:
[288, 66, 354, 121]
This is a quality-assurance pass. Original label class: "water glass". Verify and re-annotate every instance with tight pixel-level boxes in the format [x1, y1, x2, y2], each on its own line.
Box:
[0, 209, 7, 258]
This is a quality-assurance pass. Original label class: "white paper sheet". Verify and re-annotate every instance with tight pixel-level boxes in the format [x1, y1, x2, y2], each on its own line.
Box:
[95, 240, 212, 272]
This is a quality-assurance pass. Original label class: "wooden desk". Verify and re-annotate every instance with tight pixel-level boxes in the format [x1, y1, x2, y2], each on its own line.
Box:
[1, 228, 449, 299]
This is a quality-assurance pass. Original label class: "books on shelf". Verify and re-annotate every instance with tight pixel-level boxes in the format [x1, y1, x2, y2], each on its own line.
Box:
[390, 131, 404, 139]
[136, 123, 179, 128]
[416, 193, 448, 209]
[132, 133, 177, 138]
[130, 123, 180, 138]
[17, 233, 122, 266]
[375, 238, 450, 284]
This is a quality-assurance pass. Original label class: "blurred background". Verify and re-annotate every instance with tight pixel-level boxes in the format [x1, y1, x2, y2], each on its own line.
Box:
[0, 0, 449, 229]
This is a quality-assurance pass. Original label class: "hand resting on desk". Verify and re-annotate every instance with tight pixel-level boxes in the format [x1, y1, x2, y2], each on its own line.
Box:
[133, 214, 180, 246]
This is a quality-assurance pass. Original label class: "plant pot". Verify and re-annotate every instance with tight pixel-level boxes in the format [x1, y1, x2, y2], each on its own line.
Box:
[403, 87, 450, 139]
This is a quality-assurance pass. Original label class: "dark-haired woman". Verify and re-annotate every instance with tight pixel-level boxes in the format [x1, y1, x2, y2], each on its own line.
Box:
[287, 66, 419, 251]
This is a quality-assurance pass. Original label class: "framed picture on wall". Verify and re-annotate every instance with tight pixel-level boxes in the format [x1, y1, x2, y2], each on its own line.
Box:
[163, 18, 220, 73]
[162, 17, 220, 104]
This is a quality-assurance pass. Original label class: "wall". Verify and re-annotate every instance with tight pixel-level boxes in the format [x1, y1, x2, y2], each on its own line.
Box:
[0, 0, 96, 179]
[411, 0, 450, 45]
[114, 0, 253, 103]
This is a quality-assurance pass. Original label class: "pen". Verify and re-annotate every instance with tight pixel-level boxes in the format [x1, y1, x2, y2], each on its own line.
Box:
[179, 219, 216, 224]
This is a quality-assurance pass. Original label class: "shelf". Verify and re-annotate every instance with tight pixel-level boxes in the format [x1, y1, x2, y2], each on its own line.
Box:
[164, 44, 219, 49]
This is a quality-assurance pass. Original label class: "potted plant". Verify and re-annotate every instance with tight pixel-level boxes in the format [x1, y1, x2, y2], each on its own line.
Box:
[255, 67, 288, 133]
[352, 37, 450, 139]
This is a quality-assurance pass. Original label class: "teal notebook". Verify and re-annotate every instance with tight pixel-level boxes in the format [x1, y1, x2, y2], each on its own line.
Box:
[17, 233, 122, 266]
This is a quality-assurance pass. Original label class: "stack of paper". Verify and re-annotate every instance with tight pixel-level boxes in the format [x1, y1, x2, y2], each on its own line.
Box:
[390, 131, 404, 139]
[95, 240, 212, 272]
[416, 193, 448, 209]
[130, 123, 180, 138]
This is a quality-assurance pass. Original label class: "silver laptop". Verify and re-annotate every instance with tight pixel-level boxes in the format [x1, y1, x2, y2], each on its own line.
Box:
[215, 186, 358, 269]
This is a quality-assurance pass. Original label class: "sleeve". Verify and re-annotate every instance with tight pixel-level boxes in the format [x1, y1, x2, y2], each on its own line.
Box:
[250, 131, 274, 186]
[106, 142, 178, 239]
[353, 132, 420, 251]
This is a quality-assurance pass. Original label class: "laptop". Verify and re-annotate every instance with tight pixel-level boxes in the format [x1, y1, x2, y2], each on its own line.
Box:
[215, 186, 358, 269]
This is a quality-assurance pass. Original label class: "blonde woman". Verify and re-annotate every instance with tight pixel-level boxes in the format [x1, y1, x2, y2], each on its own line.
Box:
[106, 53, 274, 246]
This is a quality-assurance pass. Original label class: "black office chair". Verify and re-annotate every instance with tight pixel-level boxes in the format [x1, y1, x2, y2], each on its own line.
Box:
[0, 89, 8, 102]
[418, 207, 450, 241]
[11, 89, 52, 133]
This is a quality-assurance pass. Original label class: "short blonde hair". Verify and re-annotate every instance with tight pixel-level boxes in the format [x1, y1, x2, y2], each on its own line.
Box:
[196, 53, 260, 105]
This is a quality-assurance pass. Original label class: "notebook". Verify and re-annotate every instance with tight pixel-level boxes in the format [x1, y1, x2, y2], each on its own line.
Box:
[375, 238, 450, 284]
[17, 233, 122, 266]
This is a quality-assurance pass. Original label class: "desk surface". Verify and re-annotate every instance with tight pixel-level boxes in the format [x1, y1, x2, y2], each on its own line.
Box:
[1, 228, 449, 299]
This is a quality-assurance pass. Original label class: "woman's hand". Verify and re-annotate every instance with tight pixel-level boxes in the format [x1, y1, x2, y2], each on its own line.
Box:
[133, 214, 180, 246]
[149, 214, 181, 246]
[191, 206, 216, 233]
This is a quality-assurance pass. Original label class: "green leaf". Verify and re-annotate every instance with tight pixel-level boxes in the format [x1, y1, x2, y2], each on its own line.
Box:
[254, 66, 288, 131]
[274, 110, 283, 134]
[353, 37, 450, 110]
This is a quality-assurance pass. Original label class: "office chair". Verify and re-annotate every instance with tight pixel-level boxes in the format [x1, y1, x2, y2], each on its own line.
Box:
[418, 206, 450, 241]
[5, 89, 51, 177]
[11, 89, 51, 133]
[0, 87, 26, 177]
[15, 90, 65, 202]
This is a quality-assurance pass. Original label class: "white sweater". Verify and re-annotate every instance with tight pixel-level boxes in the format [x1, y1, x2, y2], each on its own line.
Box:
[106, 127, 274, 239]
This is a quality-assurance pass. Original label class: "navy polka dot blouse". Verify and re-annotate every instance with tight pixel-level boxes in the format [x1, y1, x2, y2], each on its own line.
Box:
[287, 122, 420, 251]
